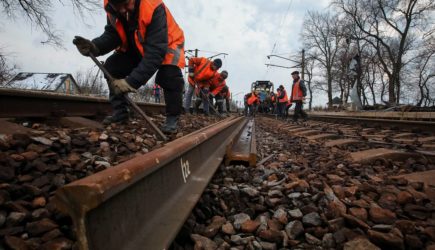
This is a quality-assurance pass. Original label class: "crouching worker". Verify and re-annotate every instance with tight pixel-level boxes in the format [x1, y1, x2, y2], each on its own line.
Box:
[73, 0, 185, 134]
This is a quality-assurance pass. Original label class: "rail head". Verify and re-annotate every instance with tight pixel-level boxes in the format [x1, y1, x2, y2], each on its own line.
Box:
[54, 116, 245, 250]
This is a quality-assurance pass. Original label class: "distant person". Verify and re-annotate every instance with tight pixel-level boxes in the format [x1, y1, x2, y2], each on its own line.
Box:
[209, 70, 229, 114]
[153, 83, 161, 103]
[290, 71, 308, 122]
[246, 91, 259, 117]
[216, 85, 231, 114]
[270, 91, 277, 114]
[277, 85, 288, 118]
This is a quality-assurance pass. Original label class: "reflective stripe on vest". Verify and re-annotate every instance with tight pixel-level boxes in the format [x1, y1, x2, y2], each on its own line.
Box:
[292, 80, 303, 101]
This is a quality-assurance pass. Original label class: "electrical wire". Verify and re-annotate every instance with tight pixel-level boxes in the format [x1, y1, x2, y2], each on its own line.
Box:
[265, 0, 294, 78]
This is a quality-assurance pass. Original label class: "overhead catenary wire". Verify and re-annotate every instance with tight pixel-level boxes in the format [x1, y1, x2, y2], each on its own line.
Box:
[264, 0, 294, 79]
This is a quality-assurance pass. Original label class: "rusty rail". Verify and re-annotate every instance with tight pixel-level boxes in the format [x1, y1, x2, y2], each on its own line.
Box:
[54, 116, 246, 250]
[308, 114, 435, 133]
[0, 88, 165, 118]
[225, 118, 257, 167]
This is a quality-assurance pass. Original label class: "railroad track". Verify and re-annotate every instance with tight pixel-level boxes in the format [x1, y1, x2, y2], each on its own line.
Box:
[259, 116, 435, 192]
[0, 88, 165, 118]
[1, 88, 434, 249]
[170, 116, 435, 249]
[0, 88, 256, 250]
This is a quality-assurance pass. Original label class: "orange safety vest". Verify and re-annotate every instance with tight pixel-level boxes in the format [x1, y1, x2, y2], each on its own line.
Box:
[271, 94, 276, 102]
[188, 57, 216, 87]
[278, 89, 288, 103]
[247, 94, 259, 105]
[104, 0, 185, 69]
[209, 73, 226, 96]
[291, 80, 304, 101]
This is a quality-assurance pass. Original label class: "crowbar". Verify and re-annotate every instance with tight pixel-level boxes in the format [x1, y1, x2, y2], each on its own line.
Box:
[89, 53, 168, 141]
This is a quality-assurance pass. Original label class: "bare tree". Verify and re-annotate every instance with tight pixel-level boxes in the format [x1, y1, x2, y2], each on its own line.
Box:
[74, 67, 108, 96]
[302, 11, 344, 108]
[1, 0, 99, 46]
[414, 39, 435, 106]
[333, 0, 435, 105]
[0, 49, 18, 85]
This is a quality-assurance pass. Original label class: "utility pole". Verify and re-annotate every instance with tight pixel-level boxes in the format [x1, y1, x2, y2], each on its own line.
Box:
[301, 49, 305, 79]
[194, 49, 198, 57]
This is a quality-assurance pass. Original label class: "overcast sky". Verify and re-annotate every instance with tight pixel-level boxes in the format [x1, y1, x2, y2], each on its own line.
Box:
[1, 0, 330, 105]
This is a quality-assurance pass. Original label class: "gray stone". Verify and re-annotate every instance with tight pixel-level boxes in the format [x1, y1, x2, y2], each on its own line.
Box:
[6, 212, 26, 226]
[285, 220, 304, 240]
[241, 187, 259, 197]
[343, 238, 380, 250]
[302, 212, 322, 227]
[305, 233, 322, 245]
[322, 233, 336, 248]
[231, 235, 255, 245]
[191, 234, 218, 249]
[233, 213, 251, 229]
[288, 209, 303, 219]
[222, 222, 236, 235]
[31, 137, 53, 146]
[288, 192, 302, 199]
[260, 241, 277, 250]
[268, 190, 283, 197]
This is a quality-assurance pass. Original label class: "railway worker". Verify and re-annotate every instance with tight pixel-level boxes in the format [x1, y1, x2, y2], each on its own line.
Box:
[185, 57, 222, 115]
[270, 91, 277, 114]
[243, 93, 250, 116]
[290, 71, 308, 122]
[209, 70, 228, 113]
[277, 85, 288, 119]
[246, 91, 260, 117]
[72, 0, 185, 134]
[216, 85, 231, 114]
[153, 83, 161, 103]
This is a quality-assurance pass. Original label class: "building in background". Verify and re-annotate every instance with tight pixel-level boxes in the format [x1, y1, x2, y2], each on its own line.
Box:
[4, 72, 81, 94]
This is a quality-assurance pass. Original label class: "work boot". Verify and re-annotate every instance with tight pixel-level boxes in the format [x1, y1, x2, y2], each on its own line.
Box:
[161, 115, 179, 134]
[102, 111, 129, 125]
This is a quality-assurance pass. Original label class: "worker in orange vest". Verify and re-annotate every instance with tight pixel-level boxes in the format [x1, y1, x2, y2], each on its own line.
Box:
[73, 0, 185, 134]
[216, 85, 231, 114]
[270, 91, 277, 114]
[210, 70, 228, 114]
[246, 91, 260, 117]
[186, 57, 222, 115]
[290, 71, 308, 122]
[277, 85, 288, 119]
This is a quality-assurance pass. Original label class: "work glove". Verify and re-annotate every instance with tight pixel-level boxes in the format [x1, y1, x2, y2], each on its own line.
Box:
[111, 79, 137, 95]
[73, 36, 99, 56]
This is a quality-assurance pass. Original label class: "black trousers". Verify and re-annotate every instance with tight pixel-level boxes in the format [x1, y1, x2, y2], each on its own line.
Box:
[104, 52, 184, 117]
[293, 101, 308, 121]
[277, 102, 286, 118]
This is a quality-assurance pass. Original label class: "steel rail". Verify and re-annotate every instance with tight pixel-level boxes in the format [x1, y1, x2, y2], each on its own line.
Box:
[307, 115, 435, 133]
[54, 116, 246, 250]
[0, 88, 165, 118]
[225, 118, 257, 167]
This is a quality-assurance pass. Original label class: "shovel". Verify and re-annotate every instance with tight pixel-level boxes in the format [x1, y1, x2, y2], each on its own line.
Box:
[89, 53, 168, 141]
